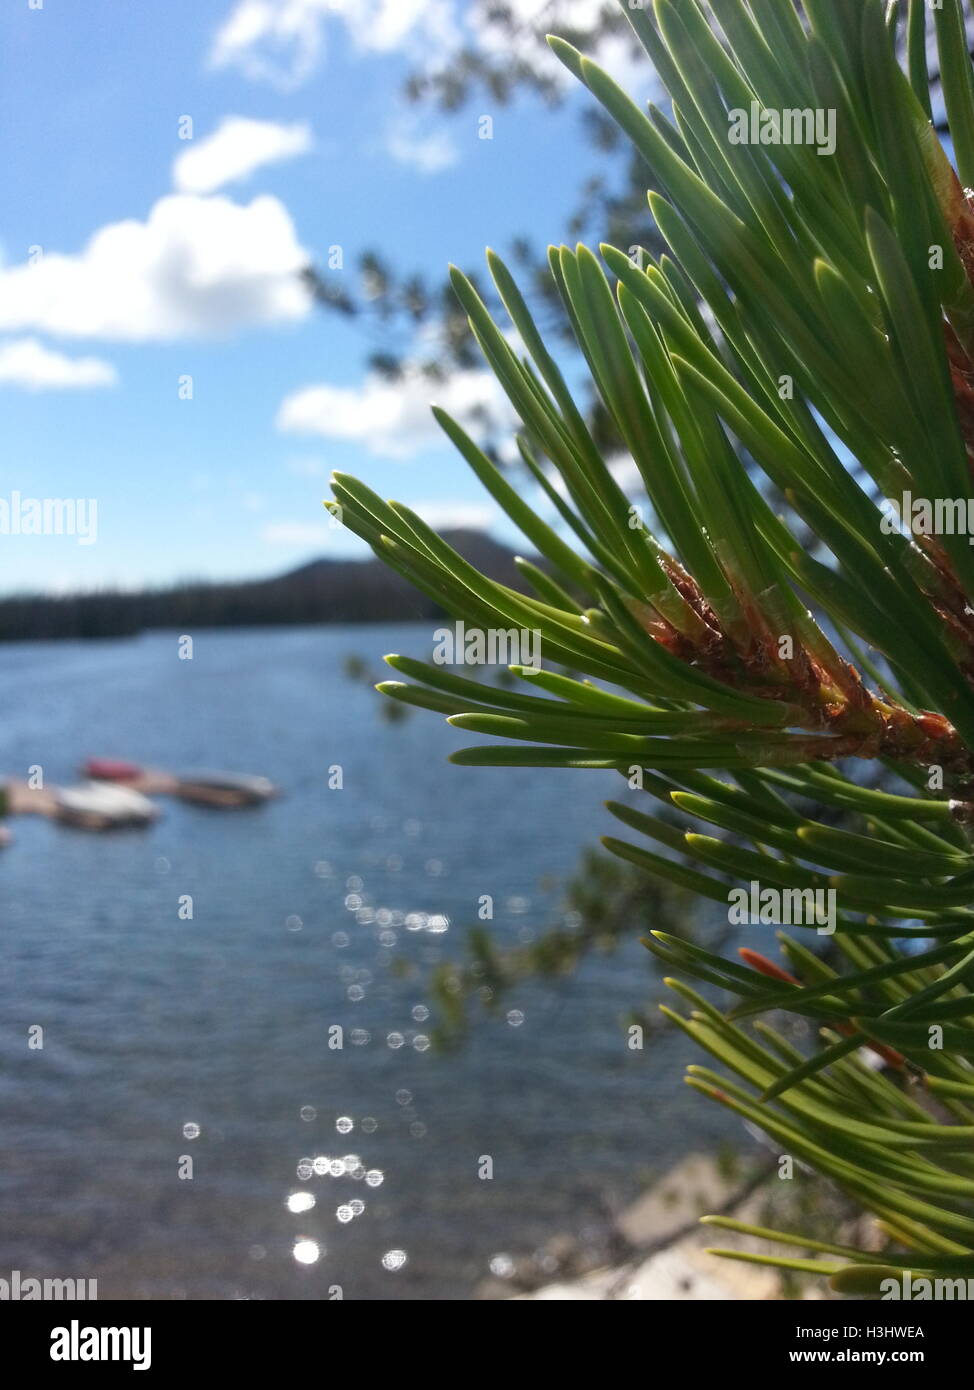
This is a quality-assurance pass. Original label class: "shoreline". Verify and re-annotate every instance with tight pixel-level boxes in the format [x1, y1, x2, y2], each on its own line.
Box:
[474, 1151, 843, 1301]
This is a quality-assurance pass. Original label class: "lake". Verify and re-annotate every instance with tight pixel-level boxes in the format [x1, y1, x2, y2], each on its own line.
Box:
[0, 624, 735, 1300]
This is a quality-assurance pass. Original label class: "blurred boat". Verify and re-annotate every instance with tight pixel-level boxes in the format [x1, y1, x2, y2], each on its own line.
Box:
[0, 776, 157, 830]
[53, 781, 158, 829]
[83, 759, 277, 807]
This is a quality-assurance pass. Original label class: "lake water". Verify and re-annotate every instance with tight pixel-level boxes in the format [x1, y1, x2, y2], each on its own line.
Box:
[0, 624, 735, 1300]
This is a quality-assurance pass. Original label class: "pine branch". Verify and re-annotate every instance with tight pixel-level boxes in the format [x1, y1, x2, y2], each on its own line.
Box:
[329, 0, 974, 1290]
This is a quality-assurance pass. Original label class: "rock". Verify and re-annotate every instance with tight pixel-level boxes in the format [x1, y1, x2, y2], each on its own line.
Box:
[614, 1151, 749, 1249]
[514, 1150, 833, 1301]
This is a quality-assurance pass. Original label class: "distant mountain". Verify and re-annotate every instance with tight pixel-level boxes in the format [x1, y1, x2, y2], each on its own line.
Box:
[0, 530, 535, 642]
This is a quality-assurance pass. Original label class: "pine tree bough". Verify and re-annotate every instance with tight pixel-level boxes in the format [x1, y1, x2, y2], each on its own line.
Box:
[331, 0, 974, 1294]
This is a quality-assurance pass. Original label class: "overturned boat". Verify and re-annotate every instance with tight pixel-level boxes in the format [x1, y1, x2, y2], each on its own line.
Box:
[83, 759, 277, 808]
[54, 781, 158, 829]
[1, 776, 157, 830]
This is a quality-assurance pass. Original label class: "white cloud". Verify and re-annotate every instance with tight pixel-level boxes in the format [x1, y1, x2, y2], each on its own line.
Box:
[385, 119, 458, 174]
[208, 0, 651, 108]
[276, 366, 513, 458]
[210, 0, 456, 90]
[173, 117, 313, 194]
[0, 194, 311, 342]
[0, 338, 118, 390]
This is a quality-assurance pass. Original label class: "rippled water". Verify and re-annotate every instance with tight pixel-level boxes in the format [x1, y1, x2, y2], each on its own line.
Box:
[0, 625, 735, 1300]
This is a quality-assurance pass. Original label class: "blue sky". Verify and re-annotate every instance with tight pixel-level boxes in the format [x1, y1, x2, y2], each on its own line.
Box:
[0, 0, 641, 593]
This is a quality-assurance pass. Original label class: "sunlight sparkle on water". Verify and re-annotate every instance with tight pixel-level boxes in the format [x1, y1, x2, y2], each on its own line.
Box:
[286, 1192, 316, 1214]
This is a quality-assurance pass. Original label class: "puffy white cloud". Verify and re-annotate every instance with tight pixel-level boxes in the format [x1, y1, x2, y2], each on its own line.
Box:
[207, 0, 651, 179]
[210, 0, 456, 89]
[385, 119, 458, 174]
[0, 338, 118, 390]
[210, 0, 617, 88]
[0, 194, 311, 342]
[276, 366, 513, 458]
[173, 117, 313, 194]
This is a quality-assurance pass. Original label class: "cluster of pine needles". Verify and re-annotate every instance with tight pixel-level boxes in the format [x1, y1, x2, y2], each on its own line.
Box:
[331, 0, 974, 1293]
